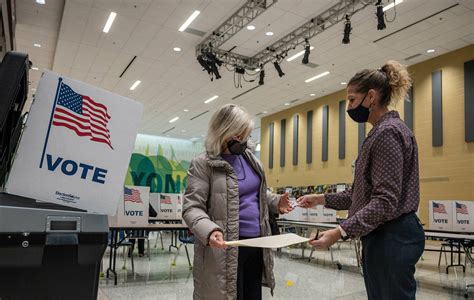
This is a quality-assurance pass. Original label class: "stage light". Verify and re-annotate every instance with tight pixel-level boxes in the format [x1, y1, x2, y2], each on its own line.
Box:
[376, 1, 386, 30]
[259, 65, 265, 85]
[273, 55, 285, 77]
[342, 15, 351, 44]
[302, 38, 311, 64]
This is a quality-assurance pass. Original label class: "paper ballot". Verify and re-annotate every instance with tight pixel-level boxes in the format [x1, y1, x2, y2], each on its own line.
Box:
[225, 233, 310, 248]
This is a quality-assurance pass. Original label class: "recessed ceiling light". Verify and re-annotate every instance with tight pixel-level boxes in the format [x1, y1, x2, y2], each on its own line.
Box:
[169, 117, 179, 123]
[383, 0, 403, 12]
[179, 10, 200, 32]
[130, 80, 141, 90]
[305, 71, 330, 83]
[426, 49, 435, 53]
[265, 31, 274, 36]
[181, 129, 187, 133]
[183, 109, 189, 112]
[36, 0, 45, 4]
[34, 43, 41, 48]
[103, 12, 117, 33]
[287, 46, 315, 62]
[310, 93, 315, 96]
[247, 25, 256, 30]
[263, 111, 268, 114]
[31, 67, 39, 71]
[341, 81, 347, 85]
[284, 103, 290, 106]
[204, 95, 219, 104]
[173, 47, 182, 52]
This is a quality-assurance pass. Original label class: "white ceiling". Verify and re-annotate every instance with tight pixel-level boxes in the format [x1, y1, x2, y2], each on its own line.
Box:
[14, 0, 474, 144]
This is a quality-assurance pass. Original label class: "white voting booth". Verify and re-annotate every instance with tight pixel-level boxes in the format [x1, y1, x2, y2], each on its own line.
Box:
[150, 193, 183, 220]
[108, 186, 150, 227]
[6, 71, 143, 215]
[429, 200, 474, 232]
[285, 198, 337, 223]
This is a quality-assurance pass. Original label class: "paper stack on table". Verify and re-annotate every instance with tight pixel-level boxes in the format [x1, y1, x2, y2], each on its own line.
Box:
[225, 233, 310, 248]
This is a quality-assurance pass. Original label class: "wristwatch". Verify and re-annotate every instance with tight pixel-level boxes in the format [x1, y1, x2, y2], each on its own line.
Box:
[337, 225, 350, 241]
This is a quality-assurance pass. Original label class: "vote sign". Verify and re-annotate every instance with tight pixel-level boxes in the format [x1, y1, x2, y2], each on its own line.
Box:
[6, 71, 143, 215]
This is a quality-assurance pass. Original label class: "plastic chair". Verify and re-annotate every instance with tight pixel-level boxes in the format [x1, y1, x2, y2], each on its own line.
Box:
[172, 230, 195, 269]
[106, 231, 134, 273]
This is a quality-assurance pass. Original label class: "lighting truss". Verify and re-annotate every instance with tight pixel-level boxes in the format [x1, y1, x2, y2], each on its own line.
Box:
[195, 0, 376, 69]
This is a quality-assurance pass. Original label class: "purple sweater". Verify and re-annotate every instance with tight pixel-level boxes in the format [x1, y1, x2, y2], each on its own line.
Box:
[222, 154, 261, 237]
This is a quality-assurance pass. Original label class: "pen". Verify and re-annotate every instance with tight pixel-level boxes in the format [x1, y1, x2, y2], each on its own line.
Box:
[312, 229, 319, 241]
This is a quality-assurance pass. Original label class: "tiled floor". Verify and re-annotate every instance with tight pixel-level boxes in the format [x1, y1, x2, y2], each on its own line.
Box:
[98, 233, 474, 299]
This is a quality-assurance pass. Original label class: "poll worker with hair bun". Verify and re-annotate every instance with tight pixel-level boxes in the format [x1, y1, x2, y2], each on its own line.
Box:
[298, 60, 425, 299]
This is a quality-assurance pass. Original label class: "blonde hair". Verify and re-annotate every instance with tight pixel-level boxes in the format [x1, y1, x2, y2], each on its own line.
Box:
[348, 60, 412, 106]
[205, 104, 254, 157]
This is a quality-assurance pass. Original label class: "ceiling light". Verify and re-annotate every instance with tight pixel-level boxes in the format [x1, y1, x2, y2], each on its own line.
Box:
[204, 95, 218, 104]
[256, 143, 261, 151]
[341, 81, 347, 85]
[103, 12, 117, 33]
[383, 0, 403, 12]
[181, 129, 187, 133]
[247, 25, 256, 30]
[130, 80, 141, 90]
[173, 47, 181, 52]
[179, 10, 200, 32]
[255, 68, 261, 72]
[31, 67, 39, 71]
[310, 93, 315, 96]
[36, 0, 45, 4]
[305, 71, 330, 83]
[34, 44, 41, 48]
[286, 46, 314, 62]
[284, 103, 290, 106]
[263, 111, 268, 114]
[183, 109, 189, 112]
[426, 49, 435, 53]
[265, 31, 274, 36]
[169, 117, 179, 123]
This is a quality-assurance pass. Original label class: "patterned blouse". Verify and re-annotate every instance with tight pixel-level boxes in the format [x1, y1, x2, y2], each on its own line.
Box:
[325, 111, 420, 238]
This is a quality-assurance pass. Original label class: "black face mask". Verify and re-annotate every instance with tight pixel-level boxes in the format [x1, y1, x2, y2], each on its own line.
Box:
[347, 93, 370, 123]
[227, 139, 247, 155]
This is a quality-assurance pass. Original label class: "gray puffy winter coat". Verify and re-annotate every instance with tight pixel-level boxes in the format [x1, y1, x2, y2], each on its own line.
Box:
[183, 149, 281, 300]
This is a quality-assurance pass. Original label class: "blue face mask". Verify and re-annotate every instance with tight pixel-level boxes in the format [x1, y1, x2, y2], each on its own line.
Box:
[347, 93, 370, 123]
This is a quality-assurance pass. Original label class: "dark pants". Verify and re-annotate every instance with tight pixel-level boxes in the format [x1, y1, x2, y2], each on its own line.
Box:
[237, 240, 263, 300]
[129, 230, 146, 255]
[361, 212, 425, 300]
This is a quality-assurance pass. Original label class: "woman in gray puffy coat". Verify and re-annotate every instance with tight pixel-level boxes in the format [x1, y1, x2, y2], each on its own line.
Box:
[183, 104, 292, 300]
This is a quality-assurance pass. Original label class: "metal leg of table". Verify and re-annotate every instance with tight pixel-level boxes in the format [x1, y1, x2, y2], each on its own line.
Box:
[169, 230, 179, 252]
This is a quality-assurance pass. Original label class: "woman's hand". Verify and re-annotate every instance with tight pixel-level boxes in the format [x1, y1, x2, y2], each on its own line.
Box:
[278, 192, 293, 214]
[209, 230, 227, 249]
[309, 228, 341, 249]
[297, 193, 325, 208]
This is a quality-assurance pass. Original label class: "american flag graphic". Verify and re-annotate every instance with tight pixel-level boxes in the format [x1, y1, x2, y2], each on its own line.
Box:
[433, 202, 447, 214]
[456, 202, 469, 215]
[160, 195, 172, 205]
[124, 187, 142, 204]
[53, 83, 113, 149]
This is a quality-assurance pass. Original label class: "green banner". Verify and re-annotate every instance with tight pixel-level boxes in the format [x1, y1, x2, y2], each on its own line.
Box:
[125, 134, 204, 193]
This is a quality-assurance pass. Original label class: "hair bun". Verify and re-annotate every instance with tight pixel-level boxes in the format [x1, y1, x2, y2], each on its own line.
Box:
[381, 60, 412, 104]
